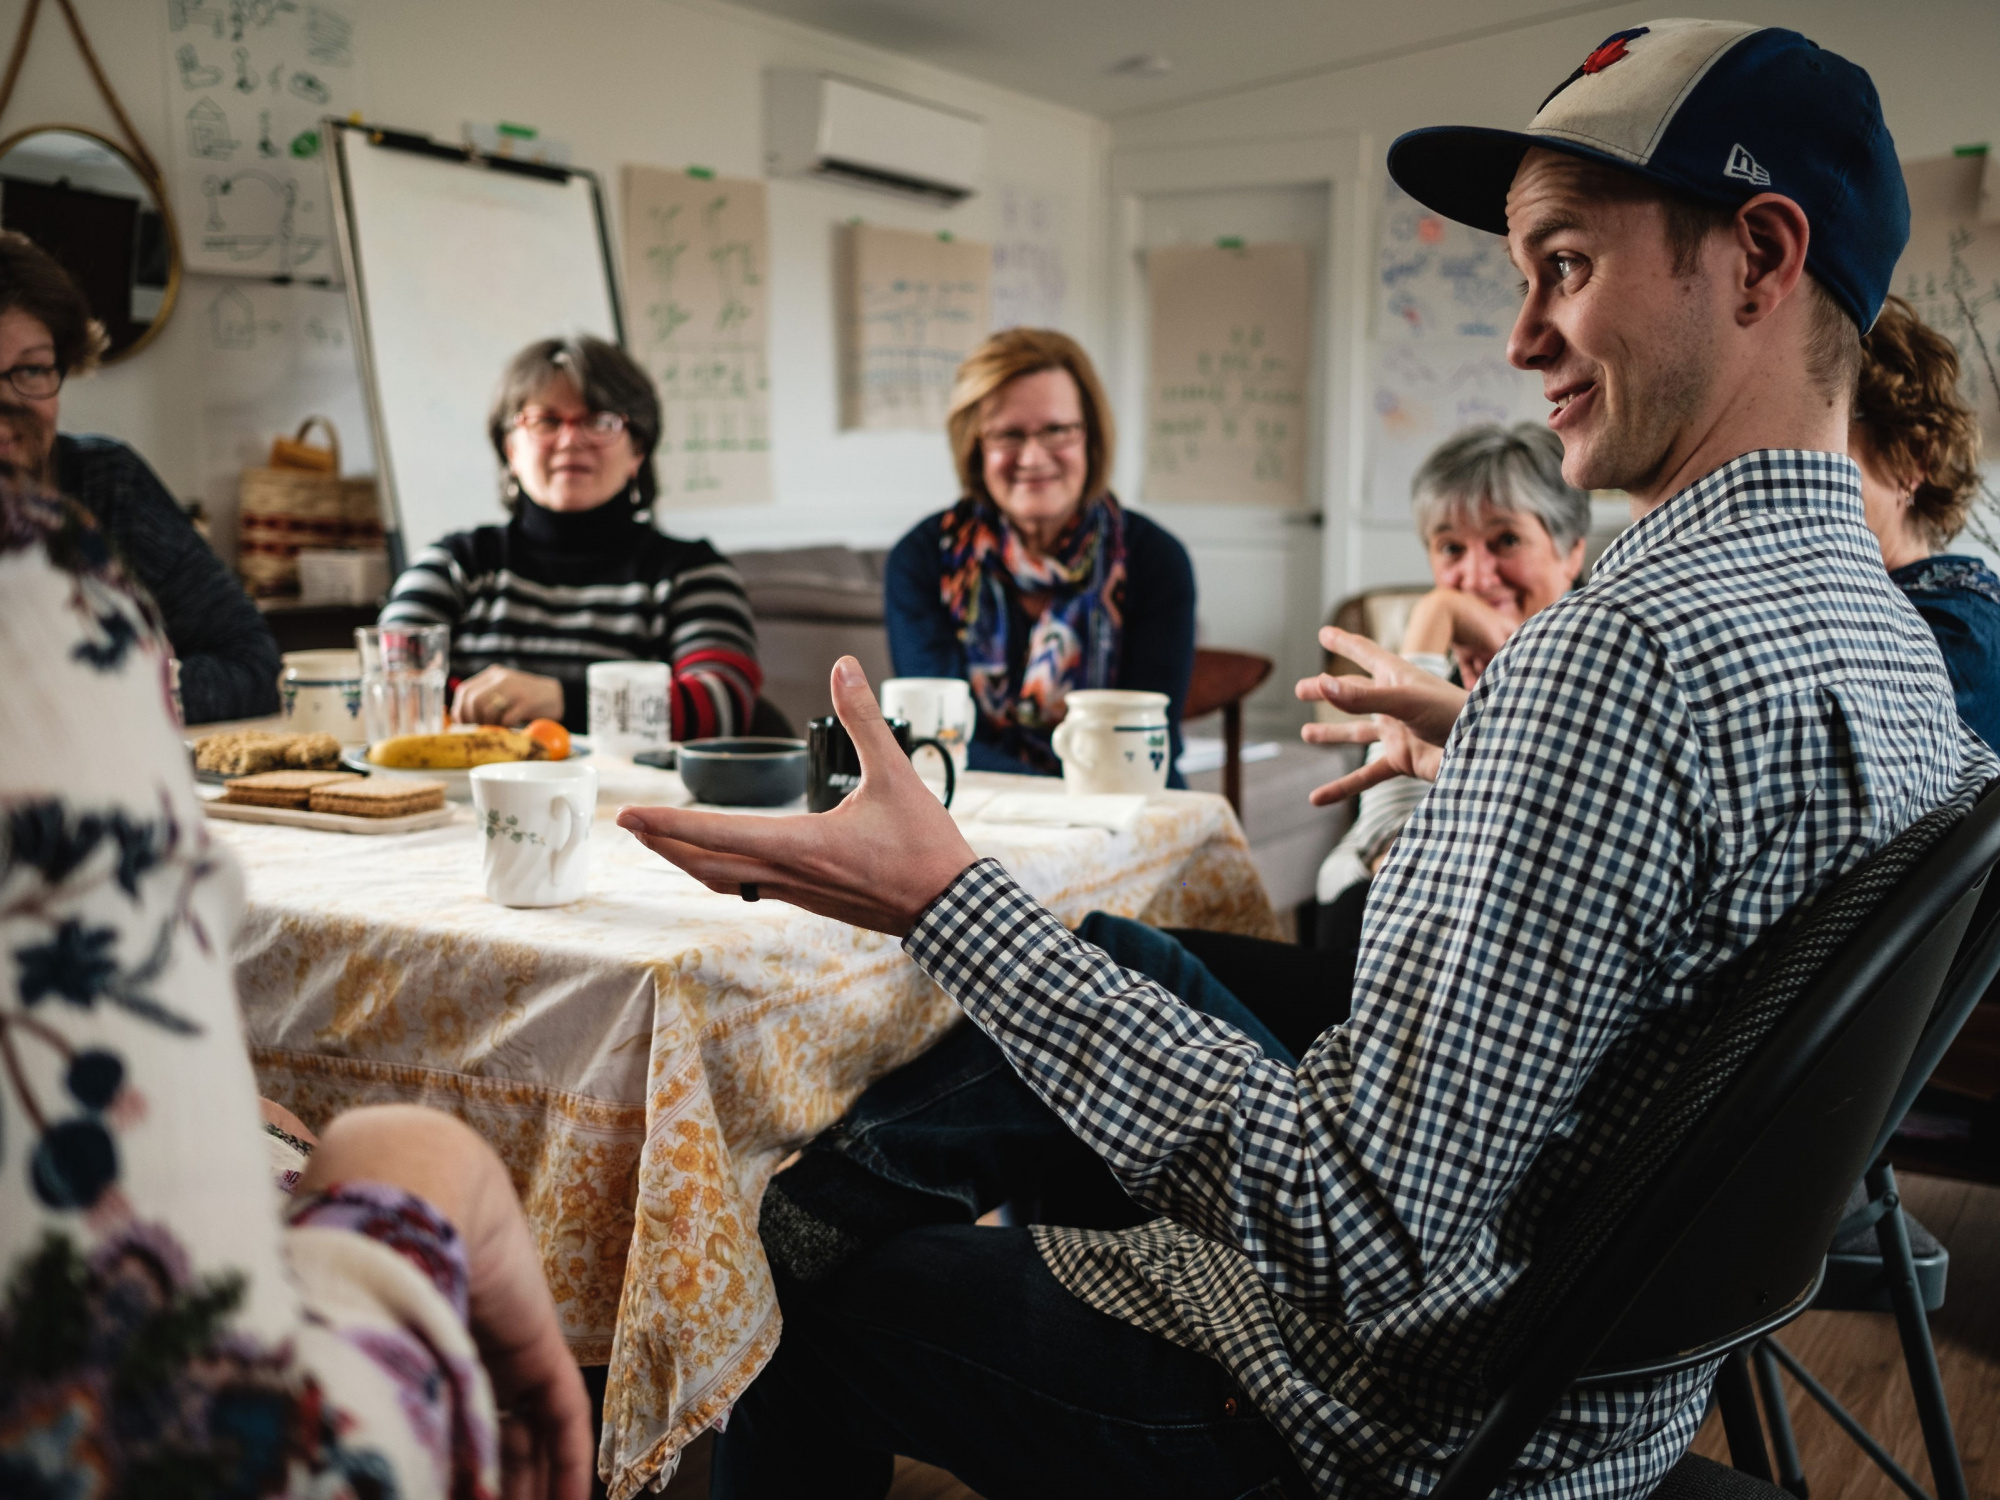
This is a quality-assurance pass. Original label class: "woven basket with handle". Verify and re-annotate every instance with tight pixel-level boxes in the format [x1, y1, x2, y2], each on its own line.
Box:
[238, 417, 381, 597]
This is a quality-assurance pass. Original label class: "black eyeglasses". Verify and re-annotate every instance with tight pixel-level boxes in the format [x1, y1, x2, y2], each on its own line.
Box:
[1, 362, 62, 400]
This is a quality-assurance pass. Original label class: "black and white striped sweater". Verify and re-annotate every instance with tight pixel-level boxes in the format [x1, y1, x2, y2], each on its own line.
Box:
[379, 497, 760, 737]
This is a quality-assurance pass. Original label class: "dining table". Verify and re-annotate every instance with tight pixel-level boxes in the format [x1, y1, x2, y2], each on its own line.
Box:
[215, 753, 1280, 1497]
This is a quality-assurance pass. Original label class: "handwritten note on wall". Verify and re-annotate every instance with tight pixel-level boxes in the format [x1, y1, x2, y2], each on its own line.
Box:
[1376, 177, 1518, 340]
[1896, 155, 2000, 451]
[991, 186, 1067, 332]
[159, 0, 365, 279]
[620, 167, 772, 506]
[1144, 242, 1310, 508]
[839, 225, 991, 431]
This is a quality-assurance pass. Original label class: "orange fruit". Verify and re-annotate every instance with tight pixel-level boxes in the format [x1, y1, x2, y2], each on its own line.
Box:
[525, 718, 571, 760]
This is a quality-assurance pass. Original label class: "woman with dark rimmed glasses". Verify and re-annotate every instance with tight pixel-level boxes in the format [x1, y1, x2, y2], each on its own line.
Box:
[0, 229, 280, 723]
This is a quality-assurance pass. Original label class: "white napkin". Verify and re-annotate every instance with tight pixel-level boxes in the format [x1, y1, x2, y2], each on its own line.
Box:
[971, 792, 1147, 833]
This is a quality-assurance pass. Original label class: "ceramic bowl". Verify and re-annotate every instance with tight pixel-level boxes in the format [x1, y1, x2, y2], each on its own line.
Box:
[676, 737, 809, 807]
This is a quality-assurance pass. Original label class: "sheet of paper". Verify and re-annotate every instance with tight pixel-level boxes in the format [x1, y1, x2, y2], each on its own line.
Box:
[990, 185, 1067, 332]
[1896, 155, 2000, 452]
[158, 0, 365, 279]
[1144, 242, 1311, 508]
[619, 166, 773, 506]
[839, 224, 991, 431]
[1376, 176, 1519, 340]
[1366, 338, 1548, 522]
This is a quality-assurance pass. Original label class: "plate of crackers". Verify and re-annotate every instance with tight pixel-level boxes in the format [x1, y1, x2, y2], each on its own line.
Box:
[205, 770, 454, 834]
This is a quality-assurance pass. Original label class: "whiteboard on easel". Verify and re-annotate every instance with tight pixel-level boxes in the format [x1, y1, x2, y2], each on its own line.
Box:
[329, 122, 621, 566]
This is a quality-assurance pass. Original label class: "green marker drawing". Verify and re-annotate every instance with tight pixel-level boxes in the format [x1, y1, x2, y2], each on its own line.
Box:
[288, 130, 320, 158]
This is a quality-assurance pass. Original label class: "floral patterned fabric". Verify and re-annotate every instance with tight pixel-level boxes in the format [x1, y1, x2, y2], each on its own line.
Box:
[0, 485, 498, 1498]
[221, 764, 1277, 1496]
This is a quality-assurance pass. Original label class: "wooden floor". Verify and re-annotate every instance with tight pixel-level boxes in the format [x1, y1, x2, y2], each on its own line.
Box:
[659, 1171, 2000, 1500]
[1690, 1171, 2000, 1499]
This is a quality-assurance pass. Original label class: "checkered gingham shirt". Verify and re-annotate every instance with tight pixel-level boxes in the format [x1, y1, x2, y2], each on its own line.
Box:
[905, 451, 1998, 1498]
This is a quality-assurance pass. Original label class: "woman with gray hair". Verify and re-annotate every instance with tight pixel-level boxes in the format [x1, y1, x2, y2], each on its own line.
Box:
[380, 336, 762, 736]
[1309, 421, 1589, 952]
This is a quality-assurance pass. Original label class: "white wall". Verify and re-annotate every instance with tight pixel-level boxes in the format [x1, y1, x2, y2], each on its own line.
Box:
[11, 0, 1108, 557]
[1109, 0, 2000, 590]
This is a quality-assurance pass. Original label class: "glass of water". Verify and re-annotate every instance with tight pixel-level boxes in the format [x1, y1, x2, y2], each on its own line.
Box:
[355, 624, 449, 743]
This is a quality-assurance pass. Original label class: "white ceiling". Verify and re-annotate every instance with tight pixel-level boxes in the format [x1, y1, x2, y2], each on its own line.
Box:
[721, 0, 1634, 118]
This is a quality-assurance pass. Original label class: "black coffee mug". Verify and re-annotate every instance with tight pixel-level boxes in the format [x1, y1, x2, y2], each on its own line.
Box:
[807, 715, 955, 813]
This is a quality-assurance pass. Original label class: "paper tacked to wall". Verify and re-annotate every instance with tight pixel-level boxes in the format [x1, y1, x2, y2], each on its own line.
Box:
[1367, 339, 1547, 522]
[1895, 155, 2000, 452]
[991, 186, 1067, 332]
[620, 166, 772, 506]
[1144, 242, 1310, 508]
[1376, 177, 1518, 341]
[839, 225, 990, 431]
[159, 0, 365, 279]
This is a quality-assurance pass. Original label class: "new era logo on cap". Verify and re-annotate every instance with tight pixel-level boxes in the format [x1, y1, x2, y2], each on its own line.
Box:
[1724, 144, 1771, 187]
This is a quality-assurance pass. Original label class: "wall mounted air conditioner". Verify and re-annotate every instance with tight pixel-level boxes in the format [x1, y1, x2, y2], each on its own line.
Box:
[765, 71, 984, 205]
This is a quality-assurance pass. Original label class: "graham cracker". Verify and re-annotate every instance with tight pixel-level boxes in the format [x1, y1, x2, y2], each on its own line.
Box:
[309, 779, 447, 818]
[222, 770, 363, 809]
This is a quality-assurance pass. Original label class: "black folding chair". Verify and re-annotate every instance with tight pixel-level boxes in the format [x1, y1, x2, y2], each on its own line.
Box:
[1749, 872, 2000, 1500]
[1427, 783, 2000, 1500]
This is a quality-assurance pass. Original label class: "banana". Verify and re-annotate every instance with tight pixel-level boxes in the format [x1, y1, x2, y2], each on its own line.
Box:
[367, 728, 535, 768]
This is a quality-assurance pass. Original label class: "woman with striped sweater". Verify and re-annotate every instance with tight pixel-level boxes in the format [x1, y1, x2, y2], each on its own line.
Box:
[379, 337, 760, 738]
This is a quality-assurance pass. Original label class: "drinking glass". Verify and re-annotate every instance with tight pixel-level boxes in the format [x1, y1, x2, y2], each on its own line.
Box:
[355, 624, 449, 743]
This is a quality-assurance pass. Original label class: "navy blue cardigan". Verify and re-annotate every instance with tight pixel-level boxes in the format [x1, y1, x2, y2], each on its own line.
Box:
[1891, 554, 2000, 751]
[885, 506, 1196, 787]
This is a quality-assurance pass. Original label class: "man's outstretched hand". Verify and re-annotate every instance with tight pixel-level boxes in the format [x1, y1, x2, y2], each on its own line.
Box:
[618, 657, 978, 936]
[1295, 627, 1469, 806]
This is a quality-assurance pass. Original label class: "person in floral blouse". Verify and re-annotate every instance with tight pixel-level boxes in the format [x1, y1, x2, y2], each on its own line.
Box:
[0, 463, 591, 1498]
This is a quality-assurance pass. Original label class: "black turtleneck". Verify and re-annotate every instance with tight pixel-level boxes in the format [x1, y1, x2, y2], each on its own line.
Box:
[378, 497, 761, 736]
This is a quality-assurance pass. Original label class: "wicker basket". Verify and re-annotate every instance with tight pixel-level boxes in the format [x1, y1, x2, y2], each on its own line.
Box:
[239, 418, 371, 598]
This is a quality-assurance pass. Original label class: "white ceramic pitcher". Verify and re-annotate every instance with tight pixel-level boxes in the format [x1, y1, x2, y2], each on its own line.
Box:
[1050, 689, 1171, 796]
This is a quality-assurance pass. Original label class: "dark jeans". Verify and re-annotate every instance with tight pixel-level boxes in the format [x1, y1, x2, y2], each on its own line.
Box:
[712, 1225, 1312, 1500]
[712, 915, 1343, 1498]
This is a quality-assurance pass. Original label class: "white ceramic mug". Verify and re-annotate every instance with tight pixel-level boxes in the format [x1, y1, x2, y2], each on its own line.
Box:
[471, 761, 598, 907]
[880, 677, 975, 774]
[1050, 689, 1172, 796]
[587, 660, 671, 757]
[279, 649, 366, 742]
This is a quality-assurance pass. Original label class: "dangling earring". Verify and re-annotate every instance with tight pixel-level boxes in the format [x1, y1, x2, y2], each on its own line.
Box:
[505, 473, 523, 503]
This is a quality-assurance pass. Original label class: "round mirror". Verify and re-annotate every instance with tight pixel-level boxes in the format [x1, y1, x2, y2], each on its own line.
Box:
[0, 127, 181, 363]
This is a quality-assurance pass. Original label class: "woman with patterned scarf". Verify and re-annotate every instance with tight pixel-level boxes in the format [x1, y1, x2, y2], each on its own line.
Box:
[886, 329, 1195, 784]
[1851, 296, 2000, 749]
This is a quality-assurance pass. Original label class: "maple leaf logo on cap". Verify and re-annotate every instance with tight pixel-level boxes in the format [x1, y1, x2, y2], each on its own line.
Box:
[1582, 26, 1648, 73]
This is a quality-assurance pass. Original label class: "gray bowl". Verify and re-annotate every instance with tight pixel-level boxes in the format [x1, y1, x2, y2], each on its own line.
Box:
[676, 737, 809, 807]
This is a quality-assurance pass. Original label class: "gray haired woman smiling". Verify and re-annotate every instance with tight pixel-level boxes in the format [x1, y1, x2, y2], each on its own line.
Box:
[380, 336, 761, 736]
[1309, 422, 1590, 953]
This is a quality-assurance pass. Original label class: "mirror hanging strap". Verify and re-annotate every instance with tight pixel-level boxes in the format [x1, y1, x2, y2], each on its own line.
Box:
[0, 0, 166, 191]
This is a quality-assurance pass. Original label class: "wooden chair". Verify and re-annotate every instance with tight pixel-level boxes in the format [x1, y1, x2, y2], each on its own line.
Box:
[1184, 648, 1273, 816]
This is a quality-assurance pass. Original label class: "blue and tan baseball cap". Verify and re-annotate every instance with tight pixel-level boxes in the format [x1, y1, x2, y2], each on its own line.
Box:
[1387, 19, 1908, 329]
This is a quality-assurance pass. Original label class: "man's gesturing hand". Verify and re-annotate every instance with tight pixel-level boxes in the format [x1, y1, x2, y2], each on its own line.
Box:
[617, 657, 978, 936]
[1295, 627, 1470, 807]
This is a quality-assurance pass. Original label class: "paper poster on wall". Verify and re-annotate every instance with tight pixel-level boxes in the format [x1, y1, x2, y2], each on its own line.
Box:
[1367, 338, 1547, 522]
[1144, 242, 1310, 508]
[187, 274, 371, 561]
[159, 0, 365, 279]
[990, 185, 1067, 332]
[1376, 177, 1517, 340]
[839, 224, 991, 431]
[1895, 154, 2000, 451]
[620, 166, 772, 506]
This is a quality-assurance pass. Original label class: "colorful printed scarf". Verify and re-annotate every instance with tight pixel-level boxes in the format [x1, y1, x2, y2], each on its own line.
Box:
[938, 494, 1128, 763]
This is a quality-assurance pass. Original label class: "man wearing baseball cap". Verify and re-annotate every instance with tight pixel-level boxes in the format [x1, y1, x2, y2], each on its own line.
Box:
[621, 23, 1997, 1499]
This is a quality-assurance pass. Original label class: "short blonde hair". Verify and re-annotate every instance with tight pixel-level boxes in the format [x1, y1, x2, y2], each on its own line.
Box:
[946, 329, 1116, 505]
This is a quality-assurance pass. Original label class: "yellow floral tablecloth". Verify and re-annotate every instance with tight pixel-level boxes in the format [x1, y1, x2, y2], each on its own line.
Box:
[219, 767, 1277, 1497]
